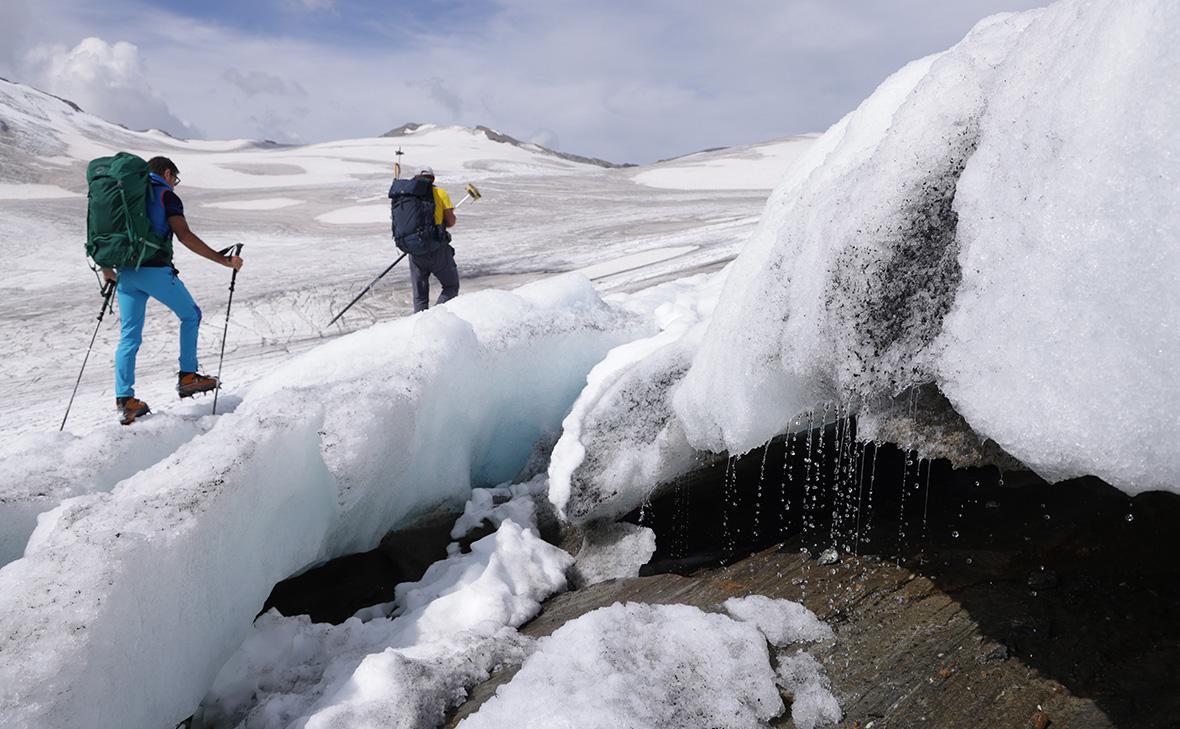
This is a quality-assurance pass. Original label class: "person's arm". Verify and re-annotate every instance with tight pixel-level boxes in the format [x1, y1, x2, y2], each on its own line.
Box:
[102, 267, 117, 283]
[443, 207, 456, 228]
[169, 215, 243, 270]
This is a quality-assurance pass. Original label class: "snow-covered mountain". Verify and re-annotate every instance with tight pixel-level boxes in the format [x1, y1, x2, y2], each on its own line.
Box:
[384, 122, 632, 169]
[1, 0, 1177, 727]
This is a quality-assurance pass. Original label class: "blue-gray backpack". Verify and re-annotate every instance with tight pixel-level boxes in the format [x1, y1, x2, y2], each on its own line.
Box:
[389, 177, 445, 255]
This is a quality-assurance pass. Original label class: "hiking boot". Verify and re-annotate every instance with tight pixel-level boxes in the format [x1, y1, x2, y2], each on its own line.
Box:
[117, 397, 151, 425]
[177, 371, 219, 399]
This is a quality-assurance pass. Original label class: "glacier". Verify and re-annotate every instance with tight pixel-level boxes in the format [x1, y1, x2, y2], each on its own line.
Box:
[0, 0, 1176, 726]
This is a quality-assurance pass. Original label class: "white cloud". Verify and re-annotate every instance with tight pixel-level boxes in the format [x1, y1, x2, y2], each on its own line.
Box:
[2, 0, 1050, 162]
[222, 68, 307, 97]
[291, 0, 336, 12]
[24, 36, 195, 136]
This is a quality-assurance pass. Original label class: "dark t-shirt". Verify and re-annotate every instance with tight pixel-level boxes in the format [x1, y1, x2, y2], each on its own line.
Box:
[142, 190, 184, 267]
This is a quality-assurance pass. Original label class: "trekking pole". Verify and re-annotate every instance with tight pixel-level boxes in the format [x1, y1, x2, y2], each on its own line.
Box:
[212, 244, 244, 416]
[327, 253, 408, 328]
[60, 279, 117, 432]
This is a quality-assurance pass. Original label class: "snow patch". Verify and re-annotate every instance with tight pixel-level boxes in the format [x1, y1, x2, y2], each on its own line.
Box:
[723, 595, 834, 646]
[0, 182, 80, 199]
[776, 651, 842, 729]
[457, 602, 785, 729]
[202, 197, 303, 210]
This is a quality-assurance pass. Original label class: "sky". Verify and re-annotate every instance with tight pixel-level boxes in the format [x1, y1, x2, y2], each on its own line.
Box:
[0, 0, 1048, 164]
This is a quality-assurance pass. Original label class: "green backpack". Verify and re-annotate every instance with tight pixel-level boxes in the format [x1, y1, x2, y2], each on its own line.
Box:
[85, 152, 171, 269]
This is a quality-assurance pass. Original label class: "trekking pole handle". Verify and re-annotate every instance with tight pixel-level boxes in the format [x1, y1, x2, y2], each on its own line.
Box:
[218, 243, 245, 259]
[99, 279, 116, 318]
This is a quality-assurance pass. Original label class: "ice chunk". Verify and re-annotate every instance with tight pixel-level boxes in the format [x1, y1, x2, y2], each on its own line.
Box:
[569, 521, 657, 588]
[670, 2, 1179, 495]
[938, 0, 1180, 492]
[550, 272, 722, 524]
[675, 13, 1038, 456]
[723, 595, 834, 646]
[776, 650, 842, 729]
[449, 475, 549, 541]
[197, 516, 570, 729]
[671, 52, 939, 455]
[457, 602, 784, 729]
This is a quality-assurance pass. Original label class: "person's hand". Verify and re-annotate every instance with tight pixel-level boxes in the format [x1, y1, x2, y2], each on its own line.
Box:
[225, 255, 244, 271]
[102, 267, 117, 284]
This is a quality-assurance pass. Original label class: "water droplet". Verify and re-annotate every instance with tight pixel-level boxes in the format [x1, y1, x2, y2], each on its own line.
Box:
[1042, 514, 1050, 521]
[1125, 513, 1134, 522]
[951, 530, 959, 539]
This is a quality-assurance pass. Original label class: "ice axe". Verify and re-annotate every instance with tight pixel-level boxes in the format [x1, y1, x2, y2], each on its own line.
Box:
[326, 183, 482, 328]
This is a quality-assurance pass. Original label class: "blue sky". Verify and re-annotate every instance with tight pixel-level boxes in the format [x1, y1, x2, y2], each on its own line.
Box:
[0, 0, 1049, 163]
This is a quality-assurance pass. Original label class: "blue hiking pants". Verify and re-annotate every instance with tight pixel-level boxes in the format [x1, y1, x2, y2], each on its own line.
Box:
[408, 244, 460, 313]
[114, 266, 201, 398]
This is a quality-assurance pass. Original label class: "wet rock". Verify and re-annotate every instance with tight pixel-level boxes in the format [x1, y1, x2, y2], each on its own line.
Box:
[976, 642, 1010, 663]
[1028, 709, 1051, 728]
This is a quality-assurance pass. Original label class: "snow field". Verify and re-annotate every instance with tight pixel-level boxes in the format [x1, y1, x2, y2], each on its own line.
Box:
[631, 134, 821, 191]
[203, 197, 304, 210]
[0, 274, 648, 729]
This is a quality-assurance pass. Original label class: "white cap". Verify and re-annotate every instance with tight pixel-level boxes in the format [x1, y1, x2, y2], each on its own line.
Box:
[417, 166, 434, 177]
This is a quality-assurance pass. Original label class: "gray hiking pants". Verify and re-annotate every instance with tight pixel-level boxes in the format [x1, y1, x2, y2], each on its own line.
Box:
[408, 244, 459, 313]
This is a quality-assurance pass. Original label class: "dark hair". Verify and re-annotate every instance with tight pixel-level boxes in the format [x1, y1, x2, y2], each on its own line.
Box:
[147, 156, 179, 177]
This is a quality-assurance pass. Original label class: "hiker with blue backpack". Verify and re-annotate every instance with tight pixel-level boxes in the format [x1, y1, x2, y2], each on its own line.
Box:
[390, 166, 458, 313]
[87, 153, 244, 425]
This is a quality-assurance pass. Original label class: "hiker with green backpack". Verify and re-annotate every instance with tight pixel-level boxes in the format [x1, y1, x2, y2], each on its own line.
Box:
[87, 153, 243, 425]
